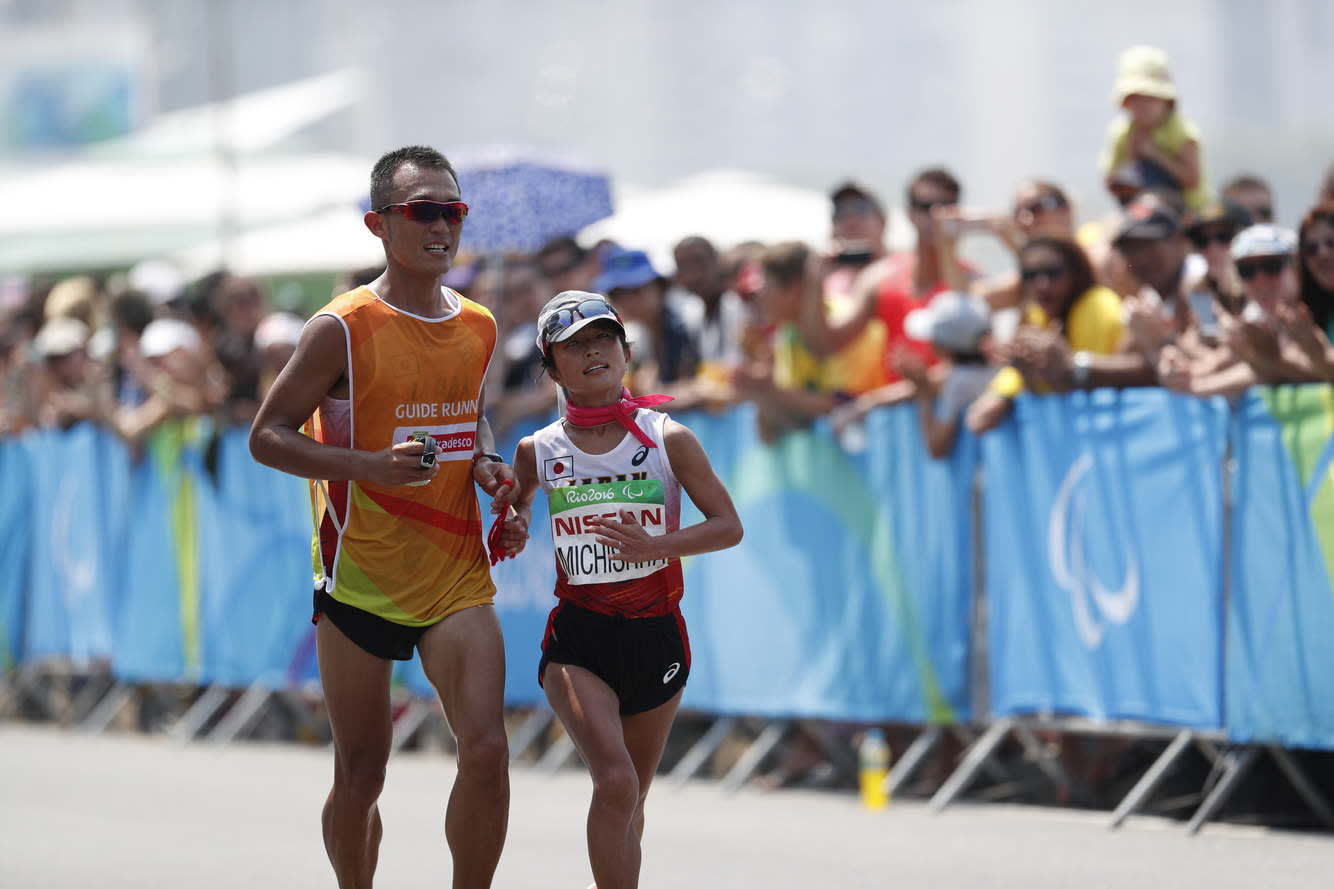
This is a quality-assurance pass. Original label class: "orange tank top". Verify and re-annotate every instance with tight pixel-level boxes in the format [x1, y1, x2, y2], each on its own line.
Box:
[306, 285, 498, 626]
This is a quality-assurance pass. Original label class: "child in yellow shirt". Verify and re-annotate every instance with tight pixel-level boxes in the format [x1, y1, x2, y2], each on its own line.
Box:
[1100, 46, 1210, 211]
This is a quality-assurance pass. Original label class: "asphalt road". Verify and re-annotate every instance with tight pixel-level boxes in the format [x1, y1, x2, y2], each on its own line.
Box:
[2, 724, 1331, 889]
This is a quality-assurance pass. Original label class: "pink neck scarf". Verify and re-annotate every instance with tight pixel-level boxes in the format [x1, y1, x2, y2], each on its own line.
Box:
[564, 387, 674, 448]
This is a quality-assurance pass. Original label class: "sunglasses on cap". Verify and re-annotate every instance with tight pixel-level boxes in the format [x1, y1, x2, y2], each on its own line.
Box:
[1189, 228, 1236, 250]
[375, 200, 469, 225]
[1020, 264, 1067, 283]
[540, 297, 623, 346]
[1235, 256, 1289, 280]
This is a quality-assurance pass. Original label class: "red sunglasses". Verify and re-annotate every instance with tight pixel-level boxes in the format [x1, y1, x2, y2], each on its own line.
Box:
[375, 200, 469, 225]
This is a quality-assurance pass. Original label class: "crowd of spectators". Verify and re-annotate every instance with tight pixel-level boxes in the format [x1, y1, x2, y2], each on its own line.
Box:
[4, 46, 1333, 466]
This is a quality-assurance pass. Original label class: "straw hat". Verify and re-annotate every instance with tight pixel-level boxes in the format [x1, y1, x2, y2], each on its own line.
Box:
[1113, 45, 1177, 104]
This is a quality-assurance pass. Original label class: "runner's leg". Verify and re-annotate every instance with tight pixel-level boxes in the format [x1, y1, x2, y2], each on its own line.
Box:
[317, 617, 394, 889]
[418, 604, 510, 889]
[620, 690, 683, 863]
[543, 662, 646, 889]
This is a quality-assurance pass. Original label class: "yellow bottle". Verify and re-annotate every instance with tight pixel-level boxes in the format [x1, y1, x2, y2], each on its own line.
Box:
[858, 728, 891, 810]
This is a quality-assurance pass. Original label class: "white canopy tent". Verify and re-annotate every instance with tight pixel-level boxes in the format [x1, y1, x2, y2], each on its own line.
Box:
[0, 69, 370, 275]
[168, 205, 385, 278]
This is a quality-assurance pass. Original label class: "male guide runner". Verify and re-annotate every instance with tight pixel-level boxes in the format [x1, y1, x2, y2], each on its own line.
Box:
[250, 145, 522, 889]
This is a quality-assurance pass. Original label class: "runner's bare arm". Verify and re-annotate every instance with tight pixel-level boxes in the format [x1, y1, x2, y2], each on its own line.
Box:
[589, 420, 743, 561]
[492, 436, 540, 554]
[248, 315, 438, 487]
[472, 389, 520, 504]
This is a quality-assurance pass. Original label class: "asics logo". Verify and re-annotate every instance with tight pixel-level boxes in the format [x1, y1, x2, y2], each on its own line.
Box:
[662, 662, 681, 683]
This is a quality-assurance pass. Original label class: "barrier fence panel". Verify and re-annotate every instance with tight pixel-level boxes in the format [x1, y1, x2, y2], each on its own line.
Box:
[8, 391, 1334, 768]
[1227, 387, 1334, 750]
[981, 389, 1228, 729]
[675, 404, 973, 723]
[24, 424, 125, 665]
[0, 436, 33, 670]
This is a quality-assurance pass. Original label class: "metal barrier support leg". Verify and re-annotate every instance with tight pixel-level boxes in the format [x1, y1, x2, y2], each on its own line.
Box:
[508, 709, 555, 761]
[886, 724, 943, 796]
[1268, 745, 1334, 830]
[930, 718, 1013, 812]
[169, 685, 233, 743]
[207, 683, 274, 745]
[670, 716, 737, 787]
[390, 700, 438, 752]
[1109, 729, 1195, 828]
[77, 684, 136, 734]
[720, 720, 791, 793]
[1186, 746, 1260, 834]
[536, 732, 578, 773]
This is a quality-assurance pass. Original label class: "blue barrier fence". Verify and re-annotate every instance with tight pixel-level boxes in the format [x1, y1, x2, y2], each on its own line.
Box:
[4, 389, 1334, 749]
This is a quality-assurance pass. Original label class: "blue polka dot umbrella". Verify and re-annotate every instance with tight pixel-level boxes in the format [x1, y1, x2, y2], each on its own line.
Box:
[453, 148, 613, 255]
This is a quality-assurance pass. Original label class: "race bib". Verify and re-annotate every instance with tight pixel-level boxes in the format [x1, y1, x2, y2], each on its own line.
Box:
[549, 479, 669, 585]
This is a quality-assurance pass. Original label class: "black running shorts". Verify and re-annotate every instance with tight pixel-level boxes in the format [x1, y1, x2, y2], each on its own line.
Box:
[538, 601, 690, 716]
[312, 589, 431, 661]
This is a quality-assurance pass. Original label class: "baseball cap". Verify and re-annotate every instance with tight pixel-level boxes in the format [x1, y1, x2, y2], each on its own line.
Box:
[34, 317, 90, 359]
[1230, 224, 1298, 261]
[139, 318, 203, 359]
[594, 248, 663, 294]
[254, 312, 307, 351]
[1113, 193, 1183, 244]
[904, 291, 990, 354]
[535, 291, 625, 353]
[1187, 198, 1252, 234]
[830, 180, 885, 218]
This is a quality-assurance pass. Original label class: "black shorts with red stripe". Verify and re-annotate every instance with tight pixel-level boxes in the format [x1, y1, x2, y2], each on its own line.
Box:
[538, 601, 690, 716]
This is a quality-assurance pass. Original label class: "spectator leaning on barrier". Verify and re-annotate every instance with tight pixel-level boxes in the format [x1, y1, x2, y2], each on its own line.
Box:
[736, 242, 842, 442]
[32, 316, 103, 430]
[1222, 173, 1276, 225]
[1100, 45, 1210, 212]
[109, 317, 226, 451]
[1185, 198, 1252, 315]
[1265, 202, 1334, 383]
[897, 291, 998, 458]
[967, 237, 1131, 434]
[1159, 224, 1304, 396]
[657, 235, 748, 413]
[1114, 191, 1221, 369]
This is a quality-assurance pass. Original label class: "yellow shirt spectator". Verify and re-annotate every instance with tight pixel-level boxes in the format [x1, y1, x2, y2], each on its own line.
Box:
[992, 285, 1125, 397]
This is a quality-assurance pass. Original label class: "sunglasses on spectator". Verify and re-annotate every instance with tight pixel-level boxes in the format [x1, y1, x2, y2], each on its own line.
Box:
[375, 200, 470, 225]
[909, 197, 957, 214]
[541, 298, 623, 346]
[1015, 194, 1067, 217]
[1189, 228, 1236, 249]
[1235, 256, 1289, 280]
[1303, 236, 1334, 258]
[1020, 264, 1067, 283]
[833, 198, 879, 220]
